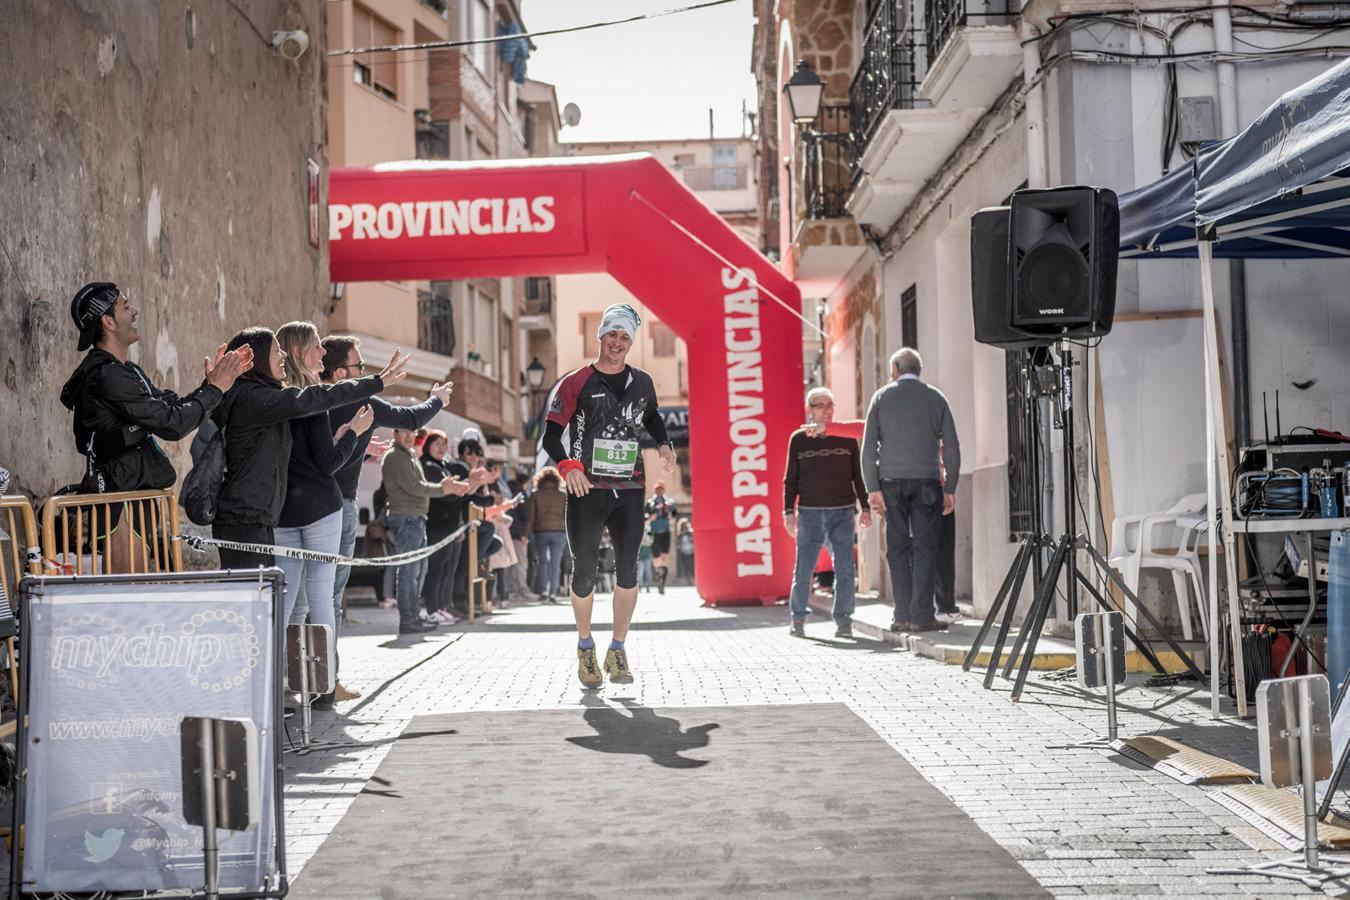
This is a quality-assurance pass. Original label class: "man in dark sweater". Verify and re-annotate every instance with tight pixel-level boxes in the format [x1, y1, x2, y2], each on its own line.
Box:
[862, 348, 961, 633]
[783, 387, 871, 638]
[320, 336, 450, 638]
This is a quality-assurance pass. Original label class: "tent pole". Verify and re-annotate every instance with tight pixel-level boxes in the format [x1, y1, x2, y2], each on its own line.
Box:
[1199, 242, 1222, 719]
[1199, 241, 1248, 718]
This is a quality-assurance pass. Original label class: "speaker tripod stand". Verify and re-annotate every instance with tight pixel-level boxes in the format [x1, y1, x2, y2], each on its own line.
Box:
[961, 346, 1206, 700]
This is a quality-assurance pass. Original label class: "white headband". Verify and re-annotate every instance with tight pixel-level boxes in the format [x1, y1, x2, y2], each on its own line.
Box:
[596, 304, 641, 342]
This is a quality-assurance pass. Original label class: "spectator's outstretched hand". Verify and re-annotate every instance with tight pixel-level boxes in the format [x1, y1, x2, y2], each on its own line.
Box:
[430, 381, 453, 406]
[366, 437, 393, 459]
[378, 349, 410, 387]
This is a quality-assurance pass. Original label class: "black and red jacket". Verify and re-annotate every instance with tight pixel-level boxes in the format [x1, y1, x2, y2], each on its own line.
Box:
[543, 364, 668, 491]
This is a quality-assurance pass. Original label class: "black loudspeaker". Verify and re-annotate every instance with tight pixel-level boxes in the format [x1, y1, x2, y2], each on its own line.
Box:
[1010, 186, 1119, 338]
[971, 206, 1044, 350]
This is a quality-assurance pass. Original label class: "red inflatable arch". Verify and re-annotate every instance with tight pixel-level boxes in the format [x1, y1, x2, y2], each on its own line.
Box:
[329, 155, 803, 604]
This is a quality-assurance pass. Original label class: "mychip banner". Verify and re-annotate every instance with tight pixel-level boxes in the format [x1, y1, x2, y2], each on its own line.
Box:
[20, 576, 281, 894]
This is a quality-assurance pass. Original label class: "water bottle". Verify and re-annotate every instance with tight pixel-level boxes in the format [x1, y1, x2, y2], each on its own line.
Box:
[1321, 460, 1338, 517]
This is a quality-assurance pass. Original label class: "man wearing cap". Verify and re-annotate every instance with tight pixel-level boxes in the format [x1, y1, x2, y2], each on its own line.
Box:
[542, 303, 676, 688]
[60, 282, 252, 569]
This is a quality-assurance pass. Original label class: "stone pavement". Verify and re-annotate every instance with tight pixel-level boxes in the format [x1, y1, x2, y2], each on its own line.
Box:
[283, 588, 1349, 898]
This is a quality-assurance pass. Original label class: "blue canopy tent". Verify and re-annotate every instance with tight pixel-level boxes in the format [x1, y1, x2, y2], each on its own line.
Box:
[1112, 57, 1350, 717]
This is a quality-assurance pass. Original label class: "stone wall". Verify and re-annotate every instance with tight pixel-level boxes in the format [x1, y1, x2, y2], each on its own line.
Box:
[0, 0, 328, 497]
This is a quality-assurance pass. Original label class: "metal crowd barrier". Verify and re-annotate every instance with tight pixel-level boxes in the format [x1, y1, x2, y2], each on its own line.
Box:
[0, 495, 41, 606]
[467, 505, 489, 623]
[0, 495, 38, 710]
[40, 487, 184, 576]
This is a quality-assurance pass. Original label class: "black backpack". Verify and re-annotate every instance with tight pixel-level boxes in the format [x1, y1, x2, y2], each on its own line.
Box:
[181, 420, 225, 526]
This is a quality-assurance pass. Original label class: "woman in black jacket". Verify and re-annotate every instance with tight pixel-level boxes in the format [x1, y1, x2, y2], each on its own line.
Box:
[420, 430, 461, 624]
[211, 326, 407, 569]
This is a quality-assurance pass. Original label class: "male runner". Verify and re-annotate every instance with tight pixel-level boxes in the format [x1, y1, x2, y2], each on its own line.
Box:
[542, 304, 676, 688]
[644, 483, 676, 594]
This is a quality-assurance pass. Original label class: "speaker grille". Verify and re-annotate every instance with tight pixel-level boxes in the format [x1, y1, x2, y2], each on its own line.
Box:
[1017, 242, 1089, 320]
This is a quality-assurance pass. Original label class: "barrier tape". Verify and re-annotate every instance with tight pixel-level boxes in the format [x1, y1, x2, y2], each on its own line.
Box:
[175, 519, 476, 567]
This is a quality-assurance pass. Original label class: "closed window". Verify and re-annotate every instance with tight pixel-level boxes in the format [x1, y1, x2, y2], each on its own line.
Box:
[652, 322, 676, 358]
[471, 0, 493, 78]
[352, 5, 398, 100]
[581, 313, 603, 359]
[467, 284, 497, 377]
[901, 284, 918, 349]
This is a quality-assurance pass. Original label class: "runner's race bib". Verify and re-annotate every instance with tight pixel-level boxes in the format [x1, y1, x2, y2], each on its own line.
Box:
[592, 439, 639, 479]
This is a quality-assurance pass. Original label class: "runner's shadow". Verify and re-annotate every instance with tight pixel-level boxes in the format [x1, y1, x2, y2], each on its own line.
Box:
[566, 697, 718, 769]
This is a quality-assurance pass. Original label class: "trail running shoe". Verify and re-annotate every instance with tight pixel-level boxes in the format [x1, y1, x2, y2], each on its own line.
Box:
[577, 646, 603, 688]
[604, 648, 634, 684]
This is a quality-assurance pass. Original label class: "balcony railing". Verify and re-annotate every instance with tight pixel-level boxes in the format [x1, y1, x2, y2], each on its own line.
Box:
[804, 106, 854, 219]
[849, 1, 925, 154]
[417, 290, 455, 357]
[523, 276, 553, 316]
[682, 166, 748, 191]
[415, 116, 450, 161]
[925, 0, 1014, 68]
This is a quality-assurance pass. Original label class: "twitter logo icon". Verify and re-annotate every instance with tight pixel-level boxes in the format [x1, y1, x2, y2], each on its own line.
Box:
[83, 828, 124, 863]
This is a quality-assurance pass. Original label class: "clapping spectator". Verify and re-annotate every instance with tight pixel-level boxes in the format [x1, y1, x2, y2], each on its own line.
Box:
[420, 430, 462, 625]
[382, 428, 472, 635]
[211, 327, 400, 570]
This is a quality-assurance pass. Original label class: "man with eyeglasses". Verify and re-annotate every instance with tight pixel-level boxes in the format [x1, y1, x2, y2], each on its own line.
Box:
[782, 386, 871, 638]
[321, 337, 450, 686]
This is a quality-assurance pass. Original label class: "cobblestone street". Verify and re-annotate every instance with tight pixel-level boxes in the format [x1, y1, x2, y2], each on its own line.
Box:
[283, 589, 1345, 898]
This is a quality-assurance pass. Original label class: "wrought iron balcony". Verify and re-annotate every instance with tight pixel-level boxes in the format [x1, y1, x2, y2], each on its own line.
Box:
[849, 1, 925, 156]
[523, 276, 553, 317]
[925, 0, 1015, 71]
[804, 106, 854, 220]
[415, 115, 450, 161]
[417, 289, 455, 357]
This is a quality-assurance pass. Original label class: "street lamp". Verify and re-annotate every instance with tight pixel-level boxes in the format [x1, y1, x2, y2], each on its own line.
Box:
[783, 60, 825, 126]
[525, 357, 548, 443]
[526, 356, 546, 391]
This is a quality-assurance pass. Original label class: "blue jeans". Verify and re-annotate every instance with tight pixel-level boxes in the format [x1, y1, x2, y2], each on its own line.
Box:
[275, 509, 343, 631]
[532, 531, 567, 595]
[385, 514, 428, 625]
[788, 506, 857, 624]
[881, 478, 944, 626]
[331, 498, 359, 638]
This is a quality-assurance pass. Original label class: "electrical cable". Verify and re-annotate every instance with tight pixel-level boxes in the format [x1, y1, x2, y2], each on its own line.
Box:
[223, 0, 272, 47]
[328, 0, 738, 57]
[1244, 530, 1327, 670]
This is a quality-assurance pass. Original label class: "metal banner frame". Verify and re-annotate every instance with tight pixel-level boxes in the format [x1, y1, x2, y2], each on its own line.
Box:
[9, 570, 289, 900]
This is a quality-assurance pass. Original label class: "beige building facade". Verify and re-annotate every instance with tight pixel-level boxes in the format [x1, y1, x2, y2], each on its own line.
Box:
[327, 0, 561, 460]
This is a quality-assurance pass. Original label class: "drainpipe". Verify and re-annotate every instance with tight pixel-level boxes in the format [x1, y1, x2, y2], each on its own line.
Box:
[1022, 23, 1048, 190]
[1022, 23, 1055, 584]
[1213, 0, 1252, 447]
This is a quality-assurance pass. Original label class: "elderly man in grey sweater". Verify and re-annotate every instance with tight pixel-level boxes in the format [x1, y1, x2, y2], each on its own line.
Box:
[862, 348, 960, 632]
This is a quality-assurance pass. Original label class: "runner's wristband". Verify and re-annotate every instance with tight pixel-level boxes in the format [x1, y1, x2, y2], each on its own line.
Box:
[558, 459, 585, 478]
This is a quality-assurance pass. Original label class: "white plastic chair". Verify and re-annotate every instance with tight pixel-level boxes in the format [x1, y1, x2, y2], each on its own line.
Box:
[1108, 493, 1209, 642]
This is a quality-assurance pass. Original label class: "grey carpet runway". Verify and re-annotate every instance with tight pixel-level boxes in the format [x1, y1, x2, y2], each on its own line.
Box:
[291, 702, 1048, 899]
